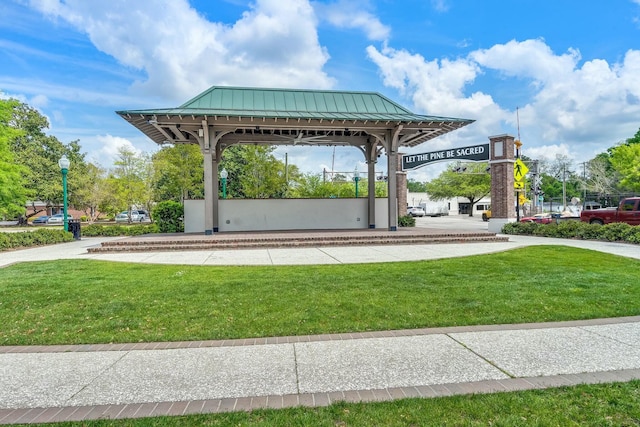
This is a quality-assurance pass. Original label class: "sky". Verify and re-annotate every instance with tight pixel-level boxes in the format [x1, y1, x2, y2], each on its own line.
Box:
[1, 0, 640, 181]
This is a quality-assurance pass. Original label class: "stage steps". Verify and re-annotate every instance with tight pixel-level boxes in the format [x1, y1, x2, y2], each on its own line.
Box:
[87, 231, 509, 253]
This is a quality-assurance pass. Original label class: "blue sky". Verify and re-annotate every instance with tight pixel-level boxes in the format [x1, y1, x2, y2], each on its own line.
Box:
[2, 0, 640, 181]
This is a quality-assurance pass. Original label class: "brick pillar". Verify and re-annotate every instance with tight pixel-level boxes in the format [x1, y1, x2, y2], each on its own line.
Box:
[397, 153, 407, 217]
[488, 134, 516, 233]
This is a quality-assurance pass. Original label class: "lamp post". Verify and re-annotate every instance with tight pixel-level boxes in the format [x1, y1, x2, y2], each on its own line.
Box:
[58, 155, 70, 232]
[220, 168, 228, 199]
[353, 166, 360, 198]
[514, 139, 522, 222]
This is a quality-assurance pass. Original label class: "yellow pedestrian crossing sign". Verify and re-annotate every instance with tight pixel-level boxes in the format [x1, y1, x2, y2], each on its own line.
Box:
[514, 180, 524, 189]
[514, 159, 528, 181]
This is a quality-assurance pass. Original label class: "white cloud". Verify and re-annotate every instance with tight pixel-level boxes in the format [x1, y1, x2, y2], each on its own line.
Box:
[29, 94, 48, 108]
[368, 39, 640, 164]
[28, 0, 335, 103]
[431, 0, 450, 13]
[96, 134, 141, 165]
[314, 0, 390, 41]
[366, 43, 509, 142]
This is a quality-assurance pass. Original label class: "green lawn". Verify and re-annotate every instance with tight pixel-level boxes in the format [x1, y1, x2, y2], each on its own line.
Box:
[1, 245, 639, 346]
[16, 381, 640, 426]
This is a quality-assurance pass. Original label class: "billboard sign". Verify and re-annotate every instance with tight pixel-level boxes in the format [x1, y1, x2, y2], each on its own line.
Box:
[402, 143, 490, 171]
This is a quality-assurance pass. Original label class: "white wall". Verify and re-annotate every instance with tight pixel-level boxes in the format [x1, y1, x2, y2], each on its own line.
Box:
[184, 198, 390, 233]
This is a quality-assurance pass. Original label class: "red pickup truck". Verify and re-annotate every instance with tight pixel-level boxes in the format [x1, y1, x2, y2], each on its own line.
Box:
[580, 197, 640, 225]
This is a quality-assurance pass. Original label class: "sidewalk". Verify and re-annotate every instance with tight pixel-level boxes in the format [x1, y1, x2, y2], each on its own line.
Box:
[1, 230, 640, 424]
[2, 317, 640, 424]
[1, 232, 639, 268]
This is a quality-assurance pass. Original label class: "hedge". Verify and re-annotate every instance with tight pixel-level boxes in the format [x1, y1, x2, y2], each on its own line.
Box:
[0, 229, 74, 251]
[81, 224, 159, 237]
[501, 220, 640, 244]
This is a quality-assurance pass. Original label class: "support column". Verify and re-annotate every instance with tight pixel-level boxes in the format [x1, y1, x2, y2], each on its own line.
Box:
[201, 123, 221, 235]
[203, 149, 214, 235]
[488, 134, 516, 233]
[213, 144, 221, 233]
[396, 153, 407, 217]
[386, 127, 402, 231]
[387, 151, 398, 231]
[366, 141, 377, 229]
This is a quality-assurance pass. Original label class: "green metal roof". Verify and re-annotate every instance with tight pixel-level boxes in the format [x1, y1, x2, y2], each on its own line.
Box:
[118, 86, 470, 123]
[180, 86, 412, 115]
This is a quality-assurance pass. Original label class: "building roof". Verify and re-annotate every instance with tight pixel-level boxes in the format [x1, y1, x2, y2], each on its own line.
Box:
[116, 86, 473, 148]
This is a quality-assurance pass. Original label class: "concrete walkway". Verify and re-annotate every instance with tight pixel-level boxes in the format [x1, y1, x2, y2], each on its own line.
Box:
[1, 222, 640, 424]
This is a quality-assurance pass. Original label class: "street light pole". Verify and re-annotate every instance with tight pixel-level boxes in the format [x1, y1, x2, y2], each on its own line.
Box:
[514, 139, 522, 222]
[353, 166, 360, 198]
[220, 168, 228, 199]
[58, 155, 70, 232]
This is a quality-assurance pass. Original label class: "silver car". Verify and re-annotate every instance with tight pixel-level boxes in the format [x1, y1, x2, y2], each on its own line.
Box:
[407, 207, 426, 217]
[47, 213, 73, 224]
[115, 210, 149, 223]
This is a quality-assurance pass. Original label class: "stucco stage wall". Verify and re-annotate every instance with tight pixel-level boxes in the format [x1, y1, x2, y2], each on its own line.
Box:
[184, 199, 391, 233]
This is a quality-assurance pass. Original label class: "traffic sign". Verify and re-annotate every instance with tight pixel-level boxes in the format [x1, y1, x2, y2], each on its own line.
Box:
[514, 181, 524, 189]
[514, 159, 529, 181]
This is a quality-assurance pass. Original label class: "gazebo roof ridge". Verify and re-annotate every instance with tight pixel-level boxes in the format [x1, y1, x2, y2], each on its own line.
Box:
[178, 86, 416, 116]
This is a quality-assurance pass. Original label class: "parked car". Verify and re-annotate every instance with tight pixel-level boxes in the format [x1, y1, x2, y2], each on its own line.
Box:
[47, 213, 72, 224]
[407, 206, 426, 217]
[580, 197, 640, 225]
[115, 210, 149, 223]
[30, 215, 50, 224]
[520, 213, 553, 224]
[482, 208, 492, 222]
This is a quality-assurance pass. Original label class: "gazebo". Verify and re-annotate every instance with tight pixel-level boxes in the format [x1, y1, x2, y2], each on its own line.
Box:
[117, 86, 473, 234]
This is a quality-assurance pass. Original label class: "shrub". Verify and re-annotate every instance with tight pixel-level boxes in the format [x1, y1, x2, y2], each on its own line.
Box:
[628, 228, 640, 244]
[82, 224, 158, 237]
[502, 218, 640, 245]
[600, 222, 635, 242]
[398, 215, 415, 227]
[0, 229, 73, 252]
[575, 223, 602, 240]
[153, 201, 184, 233]
[502, 222, 538, 235]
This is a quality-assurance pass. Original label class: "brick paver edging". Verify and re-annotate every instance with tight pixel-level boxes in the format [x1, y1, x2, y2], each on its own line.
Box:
[2, 369, 639, 425]
[1, 315, 639, 354]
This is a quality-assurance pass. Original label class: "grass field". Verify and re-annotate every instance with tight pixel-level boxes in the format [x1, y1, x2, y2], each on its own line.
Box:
[1, 245, 639, 346]
[3, 245, 640, 426]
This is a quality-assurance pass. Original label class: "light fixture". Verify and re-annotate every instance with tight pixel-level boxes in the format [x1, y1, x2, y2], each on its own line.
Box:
[353, 166, 360, 198]
[58, 155, 70, 232]
[220, 168, 228, 199]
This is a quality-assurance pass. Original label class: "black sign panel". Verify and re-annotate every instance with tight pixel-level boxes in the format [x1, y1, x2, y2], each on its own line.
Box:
[402, 143, 490, 171]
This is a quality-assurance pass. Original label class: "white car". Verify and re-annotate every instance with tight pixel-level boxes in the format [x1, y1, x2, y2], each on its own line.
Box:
[115, 210, 149, 223]
[47, 213, 73, 224]
[407, 207, 426, 217]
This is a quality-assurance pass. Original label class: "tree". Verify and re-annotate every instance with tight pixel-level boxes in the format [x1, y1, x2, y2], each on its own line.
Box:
[407, 179, 427, 192]
[290, 173, 340, 198]
[424, 162, 491, 216]
[624, 127, 640, 145]
[152, 144, 204, 203]
[578, 155, 617, 199]
[107, 147, 152, 220]
[538, 155, 582, 205]
[220, 145, 300, 198]
[609, 142, 640, 193]
[8, 100, 87, 214]
[0, 99, 27, 219]
[71, 162, 108, 222]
